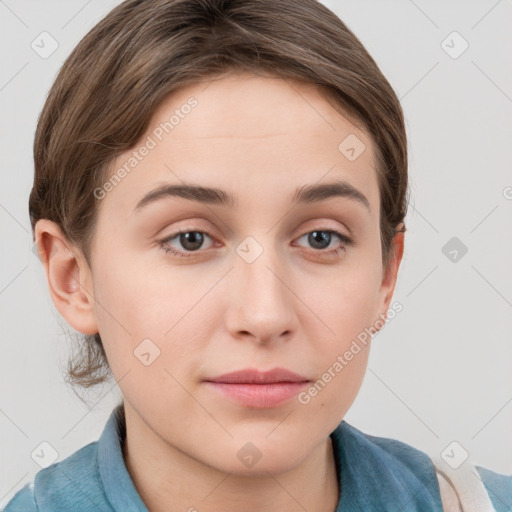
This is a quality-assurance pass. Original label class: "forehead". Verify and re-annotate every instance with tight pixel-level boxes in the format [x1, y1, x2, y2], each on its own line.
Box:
[158, 71, 368, 144]
[102, 71, 379, 219]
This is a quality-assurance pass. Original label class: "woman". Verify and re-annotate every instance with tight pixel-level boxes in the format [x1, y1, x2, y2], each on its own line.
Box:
[3, 0, 511, 510]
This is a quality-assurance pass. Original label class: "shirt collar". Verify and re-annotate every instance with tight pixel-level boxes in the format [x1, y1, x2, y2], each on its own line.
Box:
[97, 403, 149, 511]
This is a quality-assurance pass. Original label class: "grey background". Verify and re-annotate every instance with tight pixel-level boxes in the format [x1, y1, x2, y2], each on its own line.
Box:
[1, 0, 511, 505]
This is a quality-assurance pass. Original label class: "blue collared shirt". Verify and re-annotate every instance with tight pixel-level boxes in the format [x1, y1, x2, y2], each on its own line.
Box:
[2, 405, 511, 511]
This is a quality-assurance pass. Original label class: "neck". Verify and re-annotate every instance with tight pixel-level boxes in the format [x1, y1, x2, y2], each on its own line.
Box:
[121, 405, 340, 512]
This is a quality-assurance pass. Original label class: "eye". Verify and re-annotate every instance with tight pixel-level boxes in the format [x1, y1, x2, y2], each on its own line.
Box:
[295, 229, 352, 256]
[158, 230, 216, 258]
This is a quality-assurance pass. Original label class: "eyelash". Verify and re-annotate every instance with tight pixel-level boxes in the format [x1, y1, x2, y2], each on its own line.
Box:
[157, 228, 352, 259]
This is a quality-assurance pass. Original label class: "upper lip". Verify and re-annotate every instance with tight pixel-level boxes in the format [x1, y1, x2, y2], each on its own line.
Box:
[205, 367, 310, 384]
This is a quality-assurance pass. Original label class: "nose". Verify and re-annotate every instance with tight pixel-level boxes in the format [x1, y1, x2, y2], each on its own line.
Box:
[223, 239, 298, 345]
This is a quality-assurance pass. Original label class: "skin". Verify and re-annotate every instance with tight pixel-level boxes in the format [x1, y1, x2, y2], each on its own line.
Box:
[35, 71, 404, 512]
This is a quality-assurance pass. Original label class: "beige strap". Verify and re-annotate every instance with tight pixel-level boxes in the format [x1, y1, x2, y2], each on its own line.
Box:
[436, 470, 463, 511]
[431, 456, 497, 512]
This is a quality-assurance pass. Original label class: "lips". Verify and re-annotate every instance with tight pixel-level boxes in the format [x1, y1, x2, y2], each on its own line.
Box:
[204, 367, 310, 384]
[203, 367, 311, 408]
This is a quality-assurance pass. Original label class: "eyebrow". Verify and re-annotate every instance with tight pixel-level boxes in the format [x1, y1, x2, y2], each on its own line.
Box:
[132, 179, 370, 213]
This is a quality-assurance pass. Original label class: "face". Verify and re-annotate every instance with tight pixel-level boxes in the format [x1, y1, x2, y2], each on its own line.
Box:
[40, 71, 403, 476]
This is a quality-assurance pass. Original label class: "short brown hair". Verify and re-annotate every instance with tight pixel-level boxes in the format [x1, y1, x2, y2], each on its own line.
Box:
[29, 0, 408, 395]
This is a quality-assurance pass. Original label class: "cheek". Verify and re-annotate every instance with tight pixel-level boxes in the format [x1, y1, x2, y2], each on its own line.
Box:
[90, 252, 216, 375]
[304, 259, 383, 339]
[296, 274, 376, 421]
[296, 255, 382, 401]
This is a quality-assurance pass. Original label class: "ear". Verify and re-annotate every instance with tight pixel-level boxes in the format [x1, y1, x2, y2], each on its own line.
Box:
[34, 219, 99, 335]
[376, 227, 405, 322]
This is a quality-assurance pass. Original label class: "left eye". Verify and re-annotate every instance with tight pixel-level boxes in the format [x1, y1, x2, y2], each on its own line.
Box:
[295, 230, 351, 252]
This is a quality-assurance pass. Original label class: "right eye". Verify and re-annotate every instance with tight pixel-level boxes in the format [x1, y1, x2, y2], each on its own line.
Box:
[158, 230, 218, 258]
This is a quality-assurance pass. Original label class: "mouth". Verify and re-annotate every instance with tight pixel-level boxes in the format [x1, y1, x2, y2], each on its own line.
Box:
[203, 367, 311, 408]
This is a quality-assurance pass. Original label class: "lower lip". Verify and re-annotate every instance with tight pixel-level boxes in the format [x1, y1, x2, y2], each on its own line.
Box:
[204, 381, 310, 408]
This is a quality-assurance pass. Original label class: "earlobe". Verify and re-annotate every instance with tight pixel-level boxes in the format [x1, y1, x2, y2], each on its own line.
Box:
[34, 219, 99, 335]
